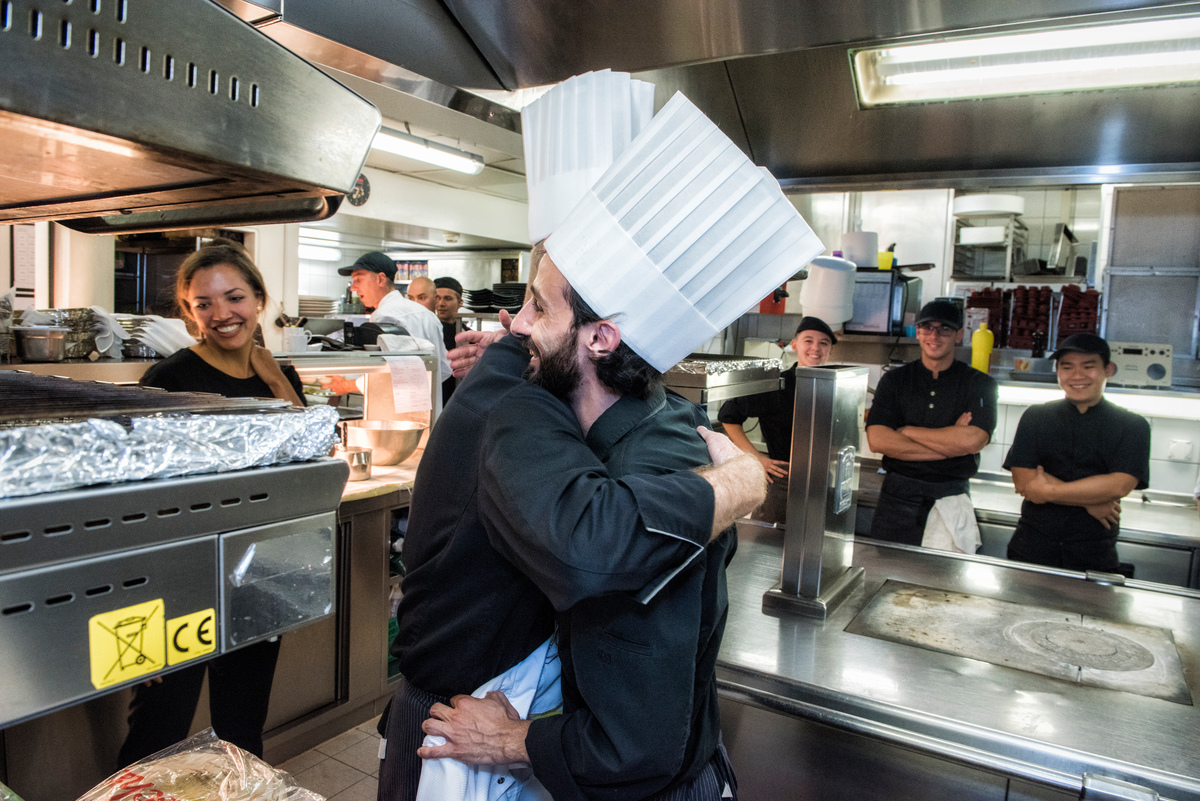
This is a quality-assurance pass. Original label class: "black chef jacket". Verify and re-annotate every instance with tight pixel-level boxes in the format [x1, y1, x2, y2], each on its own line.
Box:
[717, 365, 796, 460]
[480, 383, 734, 801]
[866, 359, 998, 482]
[1003, 398, 1150, 567]
[392, 335, 716, 698]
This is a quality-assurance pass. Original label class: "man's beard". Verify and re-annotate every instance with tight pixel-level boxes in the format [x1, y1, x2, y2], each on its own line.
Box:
[520, 332, 582, 400]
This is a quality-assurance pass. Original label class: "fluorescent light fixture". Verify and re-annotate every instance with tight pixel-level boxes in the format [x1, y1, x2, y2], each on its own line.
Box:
[298, 244, 342, 262]
[854, 16, 1200, 106]
[299, 227, 342, 243]
[371, 127, 485, 175]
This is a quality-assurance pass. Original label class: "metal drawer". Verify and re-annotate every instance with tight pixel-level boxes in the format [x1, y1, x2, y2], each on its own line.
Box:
[220, 512, 337, 649]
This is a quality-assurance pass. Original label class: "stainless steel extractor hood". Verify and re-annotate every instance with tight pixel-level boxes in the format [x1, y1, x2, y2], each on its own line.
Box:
[0, 0, 381, 234]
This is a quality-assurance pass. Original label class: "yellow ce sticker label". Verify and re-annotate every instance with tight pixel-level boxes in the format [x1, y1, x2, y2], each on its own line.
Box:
[88, 600, 165, 689]
[167, 608, 217, 666]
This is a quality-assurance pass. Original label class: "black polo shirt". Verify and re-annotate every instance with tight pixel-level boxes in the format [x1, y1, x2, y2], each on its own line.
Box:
[866, 359, 998, 482]
[1003, 398, 1150, 543]
[717, 365, 796, 460]
[481, 385, 733, 800]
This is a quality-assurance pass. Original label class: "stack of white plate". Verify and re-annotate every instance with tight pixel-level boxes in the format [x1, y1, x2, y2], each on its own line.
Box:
[299, 295, 339, 317]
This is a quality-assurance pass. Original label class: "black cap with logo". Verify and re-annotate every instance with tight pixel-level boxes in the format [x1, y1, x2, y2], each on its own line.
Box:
[337, 251, 397, 279]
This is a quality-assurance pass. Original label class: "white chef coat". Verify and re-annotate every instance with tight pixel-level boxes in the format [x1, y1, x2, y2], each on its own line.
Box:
[370, 290, 452, 388]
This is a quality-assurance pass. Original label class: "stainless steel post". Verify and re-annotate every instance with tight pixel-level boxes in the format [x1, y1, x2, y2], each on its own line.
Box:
[763, 365, 868, 619]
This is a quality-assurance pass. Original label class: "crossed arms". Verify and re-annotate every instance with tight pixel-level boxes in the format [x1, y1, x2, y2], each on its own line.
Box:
[1011, 466, 1138, 530]
[867, 411, 990, 461]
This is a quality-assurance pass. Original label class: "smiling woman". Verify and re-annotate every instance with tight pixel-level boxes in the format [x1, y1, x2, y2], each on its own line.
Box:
[119, 240, 307, 766]
[138, 239, 304, 407]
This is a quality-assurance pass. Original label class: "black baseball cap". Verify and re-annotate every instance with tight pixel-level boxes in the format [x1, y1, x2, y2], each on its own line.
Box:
[916, 299, 963, 330]
[434, 277, 464, 296]
[338, 251, 397, 279]
[1051, 333, 1111, 365]
[795, 316, 837, 345]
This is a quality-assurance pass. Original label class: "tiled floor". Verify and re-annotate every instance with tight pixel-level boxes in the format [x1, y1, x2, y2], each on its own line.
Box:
[277, 716, 382, 801]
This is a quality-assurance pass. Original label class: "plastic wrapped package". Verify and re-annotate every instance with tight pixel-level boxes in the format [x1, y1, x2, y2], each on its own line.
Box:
[0, 405, 340, 499]
[77, 729, 323, 801]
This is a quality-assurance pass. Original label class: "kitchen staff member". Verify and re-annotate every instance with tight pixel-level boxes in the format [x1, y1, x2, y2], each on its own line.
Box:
[1004, 334, 1150, 571]
[866, 299, 998, 547]
[406, 276, 437, 312]
[407, 89, 822, 801]
[717, 316, 837, 520]
[434, 277, 467, 403]
[434, 277, 467, 349]
[119, 238, 304, 765]
[381, 253, 765, 801]
[326, 253, 450, 406]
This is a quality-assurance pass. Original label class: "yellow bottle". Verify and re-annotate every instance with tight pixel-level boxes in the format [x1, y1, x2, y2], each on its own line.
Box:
[971, 322, 994, 374]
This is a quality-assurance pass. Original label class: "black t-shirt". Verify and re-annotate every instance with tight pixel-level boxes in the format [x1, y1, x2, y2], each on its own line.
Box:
[866, 359, 998, 482]
[717, 365, 796, 460]
[140, 348, 305, 402]
[1003, 398, 1150, 542]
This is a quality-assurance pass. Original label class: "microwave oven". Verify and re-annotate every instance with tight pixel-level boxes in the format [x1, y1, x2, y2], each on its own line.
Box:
[844, 272, 922, 335]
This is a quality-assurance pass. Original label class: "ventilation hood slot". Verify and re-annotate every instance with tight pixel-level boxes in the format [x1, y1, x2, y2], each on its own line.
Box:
[0, 0, 381, 233]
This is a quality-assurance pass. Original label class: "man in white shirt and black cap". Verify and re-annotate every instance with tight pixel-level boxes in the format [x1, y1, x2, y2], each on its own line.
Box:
[333, 252, 450, 406]
[407, 87, 824, 800]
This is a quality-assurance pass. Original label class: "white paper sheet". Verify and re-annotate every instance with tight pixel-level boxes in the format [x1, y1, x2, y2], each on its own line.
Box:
[385, 356, 431, 414]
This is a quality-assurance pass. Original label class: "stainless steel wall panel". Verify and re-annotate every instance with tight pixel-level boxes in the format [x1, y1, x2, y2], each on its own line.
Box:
[1110, 186, 1200, 268]
[281, 0, 505, 91]
[439, 0, 1181, 89]
[633, 62, 754, 159]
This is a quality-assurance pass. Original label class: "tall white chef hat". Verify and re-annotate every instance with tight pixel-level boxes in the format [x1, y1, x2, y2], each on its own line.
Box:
[545, 92, 825, 372]
[523, 69, 656, 243]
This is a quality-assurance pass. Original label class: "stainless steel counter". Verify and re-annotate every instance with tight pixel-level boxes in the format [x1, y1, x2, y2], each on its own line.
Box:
[717, 525, 1200, 799]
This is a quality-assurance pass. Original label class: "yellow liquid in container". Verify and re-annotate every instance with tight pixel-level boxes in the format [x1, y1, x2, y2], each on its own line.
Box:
[971, 322, 994, 373]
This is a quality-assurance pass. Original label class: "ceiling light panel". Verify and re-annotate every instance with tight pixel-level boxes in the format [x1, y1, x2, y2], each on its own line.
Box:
[854, 16, 1200, 106]
[371, 127, 486, 175]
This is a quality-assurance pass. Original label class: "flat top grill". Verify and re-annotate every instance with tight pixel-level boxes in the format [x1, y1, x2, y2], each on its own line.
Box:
[0, 370, 292, 426]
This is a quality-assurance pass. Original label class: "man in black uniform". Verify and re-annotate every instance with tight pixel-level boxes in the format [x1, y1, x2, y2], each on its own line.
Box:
[1003, 334, 1150, 571]
[381, 265, 764, 801]
[865, 299, 998, 545]
[420, 255, 743, 799]
[717, 316, 837, 521]
[433, 276, 467, 402]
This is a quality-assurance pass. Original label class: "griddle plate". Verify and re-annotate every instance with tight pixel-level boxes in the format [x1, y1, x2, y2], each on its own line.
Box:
[845, 580, 1192, 705]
